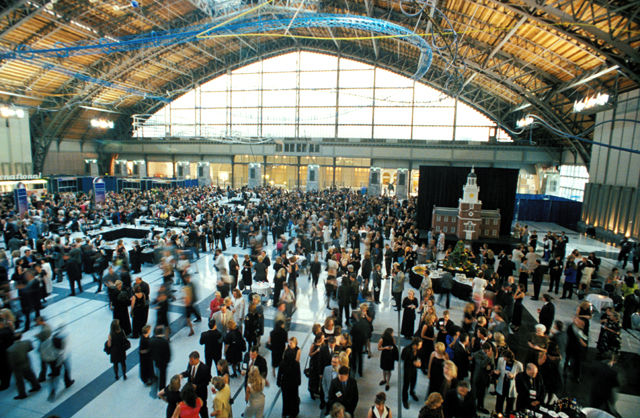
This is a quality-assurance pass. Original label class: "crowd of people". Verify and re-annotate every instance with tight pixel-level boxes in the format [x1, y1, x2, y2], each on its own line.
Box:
[0, 185, 637, 418]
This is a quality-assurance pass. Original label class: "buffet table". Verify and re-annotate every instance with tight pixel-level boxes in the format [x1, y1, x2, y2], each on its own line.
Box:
[411, 265, 473, 301]
[586, 293, 614, 312]
[88, 225, 163, 241]
[251, 281, 272, 302]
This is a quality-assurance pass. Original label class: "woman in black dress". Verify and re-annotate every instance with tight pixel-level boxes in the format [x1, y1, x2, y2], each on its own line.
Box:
[139, 325, 155, 385]
[273, 266, 286, 306]
[277, 349, 301, 418]
[377, 327, 397, 392]
[419, 313, 437, 374]
[511, 284, 525, 331]
[158, 374, 182, 418]
[130, 284, 148, 338]
[224, 320, 245, 377]
[576, 300, 593, 336]
[401, 290, 419, 339]
[427, 342, 448, 395]
[111, 280, 132, 336]
[244, 302, 261, 349]
[268, 319, 288, 377]
[288, 256, 299, 294]
[539, 341, 562, 404]
[107, 319, 129, 380]
[241, 254, 253, 289]
[308, 332, 324, 400]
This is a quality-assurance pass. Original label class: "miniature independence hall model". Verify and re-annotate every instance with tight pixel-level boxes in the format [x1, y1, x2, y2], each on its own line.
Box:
[431, 168, 501, 240]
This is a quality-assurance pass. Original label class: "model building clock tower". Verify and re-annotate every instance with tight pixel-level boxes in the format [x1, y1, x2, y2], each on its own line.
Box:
[432, 167, 501, 241]
[458, 168, 482, 240]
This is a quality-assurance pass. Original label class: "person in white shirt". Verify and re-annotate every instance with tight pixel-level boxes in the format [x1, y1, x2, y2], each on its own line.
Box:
[231, 288, 245, 331]
[472, 271, 487, 307]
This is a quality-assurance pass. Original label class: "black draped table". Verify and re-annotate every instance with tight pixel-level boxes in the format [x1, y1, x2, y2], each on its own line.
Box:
[410, 265, 473, 301]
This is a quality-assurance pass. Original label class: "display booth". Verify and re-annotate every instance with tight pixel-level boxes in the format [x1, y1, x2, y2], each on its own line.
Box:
[306, 164, 319, 191]
[396, 168, 408, 200]
[132, 160, 147, 178]
[368, 167, 381, 196]
[84, 159, 99, 177]
[113, 160, 128, 177]
[248, 162, 262, 189]
[197, 162, 211, 186]
[176, 161, 190, 180]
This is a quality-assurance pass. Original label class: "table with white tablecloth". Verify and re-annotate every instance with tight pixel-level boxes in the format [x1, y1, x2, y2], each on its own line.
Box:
[251, 281, 272, 302]
[587, 293, 614, 312]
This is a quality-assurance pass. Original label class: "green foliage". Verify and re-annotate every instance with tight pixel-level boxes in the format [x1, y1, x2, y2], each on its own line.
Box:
[443, 240, 473, 269]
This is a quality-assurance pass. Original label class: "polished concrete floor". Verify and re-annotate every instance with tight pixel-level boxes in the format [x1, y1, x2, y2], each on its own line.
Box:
[1, 222, 639, 418]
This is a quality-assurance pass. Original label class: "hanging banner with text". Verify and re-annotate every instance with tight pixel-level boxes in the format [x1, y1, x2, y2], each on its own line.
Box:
[14, 182, 29, 216]
[94, 178, 106, 205]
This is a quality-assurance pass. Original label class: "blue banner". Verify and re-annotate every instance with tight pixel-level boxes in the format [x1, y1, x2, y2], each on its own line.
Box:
[14, 183, 28, 216]
[94, 179, 106, 205]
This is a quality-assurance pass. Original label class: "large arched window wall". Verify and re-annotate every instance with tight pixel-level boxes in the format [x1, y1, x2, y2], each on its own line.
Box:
[136, 51, 511, 142]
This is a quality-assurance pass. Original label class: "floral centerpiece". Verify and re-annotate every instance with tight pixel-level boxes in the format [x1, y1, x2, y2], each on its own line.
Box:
[443, 240, 473, 270]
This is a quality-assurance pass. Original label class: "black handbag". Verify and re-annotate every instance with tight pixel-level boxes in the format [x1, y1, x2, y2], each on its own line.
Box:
[104, 340, 111, 355]
[303, 356, 312, 378]
[123, 332, 131, 350]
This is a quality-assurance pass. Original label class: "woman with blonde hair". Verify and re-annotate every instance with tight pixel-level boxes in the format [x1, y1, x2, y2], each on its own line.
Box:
[427, 342, 449, 395]
[158, 374, 182, 418]
[419, 313, 437, 373]
[244, 366, 266, 418]
[418, 392, 444, 418]
[338, 351, 350, 368]
[440, 360, 458, 396]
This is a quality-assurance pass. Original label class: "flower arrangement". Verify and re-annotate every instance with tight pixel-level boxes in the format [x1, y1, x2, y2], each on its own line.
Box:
[443, 240, 473, 270]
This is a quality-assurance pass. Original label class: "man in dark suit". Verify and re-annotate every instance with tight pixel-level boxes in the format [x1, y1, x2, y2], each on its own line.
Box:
[129, 241, 142, 274]
[181, 351, 211, 418]
[327, 366, 359, 416]
[452, 333, 471, 380]
[337, 279, 354, 327]
[515, 364, 545, 412]
[548, 255, 564, 294]
[443, 381, 477, 418]
[531, 260, 545, 300]
[200, 320, 223, 372]
[401, 337, 422, 409]
[62, 253, 83, 296]
[229, 254, 240, 290]
[241, 345, 268, 388]
[537, 294, 555, 334]
[319, 337, 337, 370]
[350, 315, 371, 377]
[499, 254, 516, 281]
[148, 325, 171, 390]
[438, 272, 454, 309]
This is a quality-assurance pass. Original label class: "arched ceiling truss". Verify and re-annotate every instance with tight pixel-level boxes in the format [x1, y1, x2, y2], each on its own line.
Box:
[0, 0, 638, 172]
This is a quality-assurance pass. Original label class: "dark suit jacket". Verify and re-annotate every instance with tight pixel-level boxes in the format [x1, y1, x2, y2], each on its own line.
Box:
[327, 377, 359, 415]
[539, 303, 555, 331]
[229, 258, 239, 277]
[549, 259, 564, 277]
[499, 259, 516, 277]
[319, 344, 336, 370]
[181, 361, 211, 400]
[515, 372, 545, 411]
[148, 336, 171, 366]
[200, 329, 223, 363]
[452, 342, 470, 379]
[242, 353, 268, 380]
[443, 388, 477, 418]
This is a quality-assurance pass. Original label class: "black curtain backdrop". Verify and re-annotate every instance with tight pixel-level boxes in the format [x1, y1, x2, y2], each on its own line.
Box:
[417, 166, 519, 237]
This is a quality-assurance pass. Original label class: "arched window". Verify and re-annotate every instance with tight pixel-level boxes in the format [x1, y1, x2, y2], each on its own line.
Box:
[136, 51, 511, 142]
